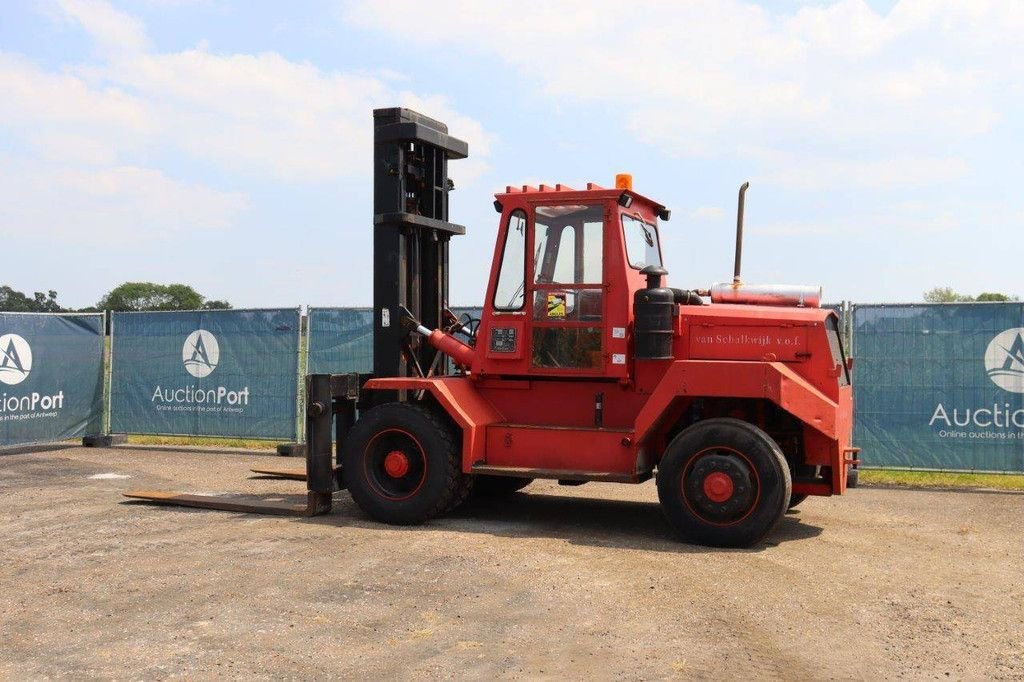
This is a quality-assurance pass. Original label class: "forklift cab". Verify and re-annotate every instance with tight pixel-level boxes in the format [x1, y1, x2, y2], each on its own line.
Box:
[473, 182, 668, 380]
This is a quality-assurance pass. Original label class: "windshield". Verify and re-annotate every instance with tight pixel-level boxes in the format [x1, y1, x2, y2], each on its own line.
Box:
[622, 214, 662, 269]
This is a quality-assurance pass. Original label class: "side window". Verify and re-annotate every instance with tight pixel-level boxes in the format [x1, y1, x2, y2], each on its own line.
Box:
[493, 210, 527, 311]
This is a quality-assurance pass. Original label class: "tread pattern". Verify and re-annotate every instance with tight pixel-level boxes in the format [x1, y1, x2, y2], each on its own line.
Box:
[657, 417, 792, 547]
[344, 402, 470, 525]
[411, 403, 468, 520]
[788, 493, 809, 509]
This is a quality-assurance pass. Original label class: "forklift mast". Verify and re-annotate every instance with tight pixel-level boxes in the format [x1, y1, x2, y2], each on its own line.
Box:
[372, 108, 468, 396]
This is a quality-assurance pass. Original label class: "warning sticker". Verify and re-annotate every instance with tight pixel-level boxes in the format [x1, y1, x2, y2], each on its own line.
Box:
[546, 293, 566, 318]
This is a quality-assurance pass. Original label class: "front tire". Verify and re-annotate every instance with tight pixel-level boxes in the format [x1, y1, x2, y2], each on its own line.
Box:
[657, 418, 791, 548]
[342, 402, 469, 525]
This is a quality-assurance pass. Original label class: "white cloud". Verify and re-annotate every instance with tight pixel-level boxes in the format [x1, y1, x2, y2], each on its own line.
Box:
[0, 159, 249, 240]
[87, 48, 392, 182]
[0, 1, 492, 247]
[54, 0, 149, 53]
[344, 0, 1023, 187]
[758, 154, 969, 190]
[48, 33, 492, 184]
[0, 53, 150, 137]
[785, 0, 896, 56]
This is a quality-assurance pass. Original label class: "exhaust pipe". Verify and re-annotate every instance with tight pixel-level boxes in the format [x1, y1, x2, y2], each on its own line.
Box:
[708, 180, 822, 307]
[734, 181, 749, 286]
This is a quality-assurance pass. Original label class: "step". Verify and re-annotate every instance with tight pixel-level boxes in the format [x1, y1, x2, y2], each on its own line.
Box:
[471, 464, 649, 484]
[495, 423, 632, 433]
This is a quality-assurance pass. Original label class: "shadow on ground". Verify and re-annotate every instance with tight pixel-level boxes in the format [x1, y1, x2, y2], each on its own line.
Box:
[119, 469, 823, 552]
[308, 488, 824, 554]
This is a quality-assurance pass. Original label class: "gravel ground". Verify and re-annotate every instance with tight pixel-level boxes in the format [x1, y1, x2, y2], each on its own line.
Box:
[2, 445, 1023, 680]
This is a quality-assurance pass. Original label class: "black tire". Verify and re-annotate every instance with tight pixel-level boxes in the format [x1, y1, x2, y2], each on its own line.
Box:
[443, 468, 475, 513]
[472, 475, 533, 497]
[847, 467, 859, 489]
[788, 463, 816, 509]
[656, 418, 792, 548]
[342, 402, 470, 525]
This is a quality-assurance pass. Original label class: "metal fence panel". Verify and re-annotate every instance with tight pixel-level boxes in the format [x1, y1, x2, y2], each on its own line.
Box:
[307, 307, 374, 374]
[307, 306, 483, 375]
[110, 309, 300, 440]
[852, 303, 1024, 471]
[0, 313, 104, 447]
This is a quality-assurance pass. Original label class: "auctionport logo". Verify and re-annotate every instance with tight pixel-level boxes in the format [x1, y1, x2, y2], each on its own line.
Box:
[1, 332, 65, 419]
[984, 328, 1024, 394]
[183, 329, 219, 378]
[929, 327, 1024, 437]
[0, 333, 32, 386]
[152, 329, 248, 411]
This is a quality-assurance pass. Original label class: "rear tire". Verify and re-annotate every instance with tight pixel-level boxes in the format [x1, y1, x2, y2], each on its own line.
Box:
[472, 475, 533, 497]
[342, 402, 469, 525]
[657, 418, 791, 548]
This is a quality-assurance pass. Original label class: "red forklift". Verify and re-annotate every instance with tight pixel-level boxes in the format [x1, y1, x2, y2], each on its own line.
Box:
[129, 108, 857, 548]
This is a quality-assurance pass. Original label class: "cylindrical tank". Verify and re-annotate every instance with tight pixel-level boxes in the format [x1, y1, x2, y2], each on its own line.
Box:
[634, 287, 675, 359]
[709, 283, 822, 308]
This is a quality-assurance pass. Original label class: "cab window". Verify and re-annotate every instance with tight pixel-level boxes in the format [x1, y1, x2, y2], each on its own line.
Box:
[622, 214, 662, 269]
[493, 210, 527, 311]
[531, 203, 604, 370]
[534, 204, 603, 284]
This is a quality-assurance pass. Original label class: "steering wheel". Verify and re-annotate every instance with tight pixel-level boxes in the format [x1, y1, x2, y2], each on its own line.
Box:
[449, 313, 480, 346]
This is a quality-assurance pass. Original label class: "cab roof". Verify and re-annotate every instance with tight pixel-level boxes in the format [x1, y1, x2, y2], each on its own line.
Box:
[495, 182, 670, 220]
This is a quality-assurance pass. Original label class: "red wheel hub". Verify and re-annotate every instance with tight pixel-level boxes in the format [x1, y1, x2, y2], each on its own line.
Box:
[383, 450, 410, 478]
[703, 471, 734, 503]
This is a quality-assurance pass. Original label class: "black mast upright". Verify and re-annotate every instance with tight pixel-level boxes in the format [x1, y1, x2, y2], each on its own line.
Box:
[372, 108, 468, 400]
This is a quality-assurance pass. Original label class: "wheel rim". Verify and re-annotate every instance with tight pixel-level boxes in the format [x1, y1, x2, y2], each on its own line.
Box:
[681, 446, 760, 526]
[363, 429, 427, 501]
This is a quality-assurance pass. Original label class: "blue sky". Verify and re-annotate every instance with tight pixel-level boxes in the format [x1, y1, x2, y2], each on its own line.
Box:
[1, 0, 1021, 309]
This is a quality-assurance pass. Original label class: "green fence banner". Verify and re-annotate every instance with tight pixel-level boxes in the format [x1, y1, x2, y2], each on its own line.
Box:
[307, 308, 373, 374]
[110, 309, 300, 440]
[0, 313, 104, 447]
[853, 303, 1024, 472]
[307, 307, 483, 375]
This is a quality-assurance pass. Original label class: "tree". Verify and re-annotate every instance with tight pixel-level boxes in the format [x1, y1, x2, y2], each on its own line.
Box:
[202, 299, 233, 310]
[924, 287, 1018, 303]
[96, 282, 224, 311]
[975, 292, 1017, 302]
[0, 286, 64, 312]
[923, 287, 973, 303]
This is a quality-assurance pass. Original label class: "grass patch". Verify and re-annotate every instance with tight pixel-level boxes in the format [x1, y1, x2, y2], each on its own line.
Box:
[126, 435, 280, 450]
[860, 468, 1024, 491]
